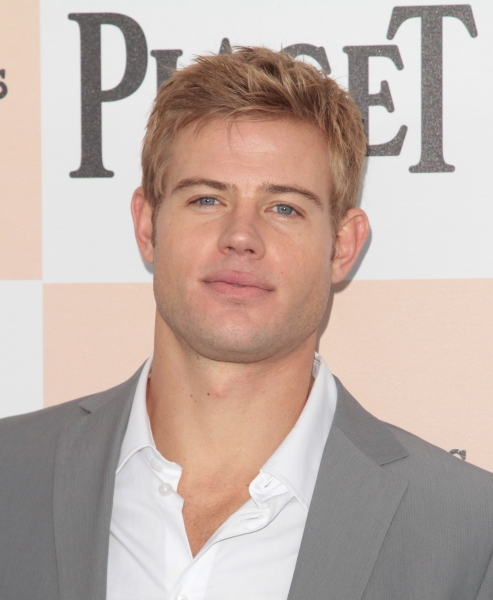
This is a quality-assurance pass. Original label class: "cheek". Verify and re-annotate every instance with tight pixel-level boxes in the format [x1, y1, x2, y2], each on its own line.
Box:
[276, 232, 333, 292]
[154, 217, 216, 283]
[153, 225, 186, 284]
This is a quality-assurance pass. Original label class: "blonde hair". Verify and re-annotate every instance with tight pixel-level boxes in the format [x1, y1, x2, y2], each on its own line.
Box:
[142, 46, 366, 228]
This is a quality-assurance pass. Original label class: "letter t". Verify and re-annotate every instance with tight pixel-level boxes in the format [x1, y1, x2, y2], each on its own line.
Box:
[387, 5, 477, 173]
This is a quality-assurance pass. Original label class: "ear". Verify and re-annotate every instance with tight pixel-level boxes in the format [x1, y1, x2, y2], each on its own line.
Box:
[331, 208, 369, 284]
[131, 187, 154, 264]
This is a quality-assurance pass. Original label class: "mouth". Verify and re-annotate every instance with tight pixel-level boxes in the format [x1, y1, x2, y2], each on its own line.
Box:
[202, 270, 275, 300]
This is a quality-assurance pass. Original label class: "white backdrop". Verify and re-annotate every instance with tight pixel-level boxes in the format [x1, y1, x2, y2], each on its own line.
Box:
[40, 0, 493, 283]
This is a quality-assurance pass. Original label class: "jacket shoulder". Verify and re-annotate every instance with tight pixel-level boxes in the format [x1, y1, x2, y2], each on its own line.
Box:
[0, 372, 140, 460]
[334, 376, 493, 485]
[0, 369, 141, 600]
[387, 421, 493, 490]
[0, 398, 79, 455]
[334, 377, 493, 509]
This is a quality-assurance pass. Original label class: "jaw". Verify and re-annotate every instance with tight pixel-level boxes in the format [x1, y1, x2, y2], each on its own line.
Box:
[155, 278, 327, 366]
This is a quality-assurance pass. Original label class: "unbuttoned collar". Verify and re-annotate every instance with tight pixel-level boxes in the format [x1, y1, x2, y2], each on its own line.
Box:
[257, 353, 337, 511]
[116, 354, 155, 473]
[116, 352, 338, 512]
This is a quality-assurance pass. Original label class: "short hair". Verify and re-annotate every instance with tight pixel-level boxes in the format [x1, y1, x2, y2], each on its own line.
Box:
[142, 46, 366, 229]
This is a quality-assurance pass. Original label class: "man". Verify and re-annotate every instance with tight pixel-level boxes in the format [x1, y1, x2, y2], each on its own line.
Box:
[1, 47, 492, 600]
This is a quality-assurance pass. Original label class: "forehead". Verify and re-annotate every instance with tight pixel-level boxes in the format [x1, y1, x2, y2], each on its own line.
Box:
[166, 117, 331, 199]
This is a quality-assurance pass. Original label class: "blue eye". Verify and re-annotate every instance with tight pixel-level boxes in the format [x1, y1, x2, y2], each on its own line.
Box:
[274, 204, 296, 215]
[198, 197, 218, 205]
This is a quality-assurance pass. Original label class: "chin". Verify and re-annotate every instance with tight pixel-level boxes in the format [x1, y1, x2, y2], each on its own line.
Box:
[194, 345, 278, 364]
[186, 326, 285, 364]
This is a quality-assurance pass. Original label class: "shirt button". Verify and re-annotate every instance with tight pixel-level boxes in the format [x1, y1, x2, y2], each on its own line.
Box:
[150, 458, 164, 472]
[158, 482, 173, 496]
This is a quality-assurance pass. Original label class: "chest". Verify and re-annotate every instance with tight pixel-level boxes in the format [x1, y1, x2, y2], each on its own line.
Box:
[107, 455, 306, 600]
[178, 471, 257, 556]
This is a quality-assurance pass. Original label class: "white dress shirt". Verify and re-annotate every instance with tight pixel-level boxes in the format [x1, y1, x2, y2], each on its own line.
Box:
[107, 353, 337, 600]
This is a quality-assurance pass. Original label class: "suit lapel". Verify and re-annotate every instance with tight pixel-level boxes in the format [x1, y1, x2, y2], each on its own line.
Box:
[288, 381, 409, 600]
[53, 367, 143, 600]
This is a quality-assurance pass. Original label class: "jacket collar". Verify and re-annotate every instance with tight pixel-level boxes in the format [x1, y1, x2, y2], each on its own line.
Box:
[332, 377, 408, 466]
[287, 378, 409, 600]
[53, 365, 144, 600]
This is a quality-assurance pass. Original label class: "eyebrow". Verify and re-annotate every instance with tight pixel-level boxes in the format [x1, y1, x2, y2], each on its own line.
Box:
[171, 178, 236, 194]
[260, 183, 323, 209]
[171, 177, 323, 210]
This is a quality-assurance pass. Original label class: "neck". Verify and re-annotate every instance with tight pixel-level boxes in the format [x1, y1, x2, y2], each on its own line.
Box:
[147, 313, 316, 478]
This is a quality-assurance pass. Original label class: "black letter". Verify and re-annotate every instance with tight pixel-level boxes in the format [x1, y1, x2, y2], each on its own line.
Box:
[151, 50, 183, 89]
[219, 38, 232, 54]
[387, 5, 477, 172]
[343, 45, 407, 156]
[68, 13, 148, 178]
[284, 44, 331, 74]
[0, 70, 7, 99]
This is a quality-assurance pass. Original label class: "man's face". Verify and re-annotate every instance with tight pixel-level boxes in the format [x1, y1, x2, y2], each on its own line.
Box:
[150, 118, 335, 363]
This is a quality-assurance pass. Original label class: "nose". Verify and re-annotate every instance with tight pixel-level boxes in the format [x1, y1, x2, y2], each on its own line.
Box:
[217, 204, 266, 259]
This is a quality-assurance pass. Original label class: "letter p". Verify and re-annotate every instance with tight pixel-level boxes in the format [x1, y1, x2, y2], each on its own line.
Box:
[69, 13, 148, 178]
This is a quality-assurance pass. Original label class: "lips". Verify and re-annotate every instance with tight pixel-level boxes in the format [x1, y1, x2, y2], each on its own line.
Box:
[202, 270, 275, 299]
[204, 270, 274, 289]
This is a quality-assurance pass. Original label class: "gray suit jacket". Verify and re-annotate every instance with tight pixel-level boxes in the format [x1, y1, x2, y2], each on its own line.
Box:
[1, 365, 493, 600]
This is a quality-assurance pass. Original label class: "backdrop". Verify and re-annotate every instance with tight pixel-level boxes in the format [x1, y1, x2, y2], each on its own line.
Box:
[1, 0, 492, 470]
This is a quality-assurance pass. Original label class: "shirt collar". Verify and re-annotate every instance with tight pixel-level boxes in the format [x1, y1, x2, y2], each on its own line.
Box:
[258, 353, 337, 511]
[117, 352, 338, 511]
[116, 354, 154, 473]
